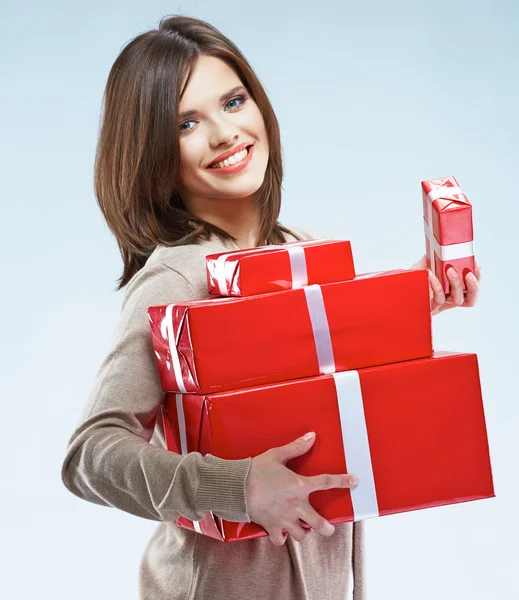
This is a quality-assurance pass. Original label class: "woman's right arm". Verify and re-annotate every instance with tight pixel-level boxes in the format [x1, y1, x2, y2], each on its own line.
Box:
[61, 262, 252, 524]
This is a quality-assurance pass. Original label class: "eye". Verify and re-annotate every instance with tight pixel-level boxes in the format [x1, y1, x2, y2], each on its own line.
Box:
[225, 94, 248, 111]
[179, 94, 249, 134]
[179, 120, 195, 133]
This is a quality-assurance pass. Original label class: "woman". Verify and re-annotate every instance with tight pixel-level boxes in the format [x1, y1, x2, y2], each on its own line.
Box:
[61, 15, 481, 600]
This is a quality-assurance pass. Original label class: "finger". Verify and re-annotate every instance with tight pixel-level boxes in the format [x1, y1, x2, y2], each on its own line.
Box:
[283, 520, 312, 544]
[446, 267, 464, 306]
[428, 270, 445, 312]
[275, 432, 316, 464]
[305, 472, 358, 491]
[463, 271, 480, 307]
[266, 527, 288, 546]
[298, 502, 336, 538]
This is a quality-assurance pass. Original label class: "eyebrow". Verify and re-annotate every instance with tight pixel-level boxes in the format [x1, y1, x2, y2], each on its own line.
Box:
[178, 85, 246, 120]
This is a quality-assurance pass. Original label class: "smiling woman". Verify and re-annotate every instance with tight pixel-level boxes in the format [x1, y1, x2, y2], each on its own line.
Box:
[93, 17, 295, 290]
[61, 14, 365, 600]
[175, 56, 270, 222]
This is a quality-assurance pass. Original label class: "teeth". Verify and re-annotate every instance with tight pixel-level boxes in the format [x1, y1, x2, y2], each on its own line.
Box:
[210, 147, 249, 169]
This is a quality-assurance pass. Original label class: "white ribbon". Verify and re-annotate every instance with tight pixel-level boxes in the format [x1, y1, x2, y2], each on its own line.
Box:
[165, 305, 187, 394]
[333, 371, 379, 520]
[176, 393, 188, 455]
[193, 521, 203, 534]
[424, 219, 475, 262]
[426, 184, 462, 203]
[210, 240, 317, 295]
[303, 285, 336, 374]
[287, 246, 308, 288]
[214, 253, 237, 296]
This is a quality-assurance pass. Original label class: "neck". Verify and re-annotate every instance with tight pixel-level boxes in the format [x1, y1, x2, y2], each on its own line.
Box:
[185, 194, 263, 249]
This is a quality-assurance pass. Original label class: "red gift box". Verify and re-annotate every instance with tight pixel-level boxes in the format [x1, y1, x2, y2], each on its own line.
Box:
[206, 239, 356, 297]
[163, 351, 494, 542]
[148, 269, 432, 394]
[421, 175, 475, 292]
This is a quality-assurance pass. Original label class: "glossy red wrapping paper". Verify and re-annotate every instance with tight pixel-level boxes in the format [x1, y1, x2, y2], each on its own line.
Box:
[148, 269, 433, 395]
[421, 175, 475, 293]
[206, 239, 356, 297]
[163, 351, 494, 542]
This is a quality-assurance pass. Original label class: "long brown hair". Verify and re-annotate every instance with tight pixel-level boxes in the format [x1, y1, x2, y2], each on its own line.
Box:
[94, 15, 299, 290]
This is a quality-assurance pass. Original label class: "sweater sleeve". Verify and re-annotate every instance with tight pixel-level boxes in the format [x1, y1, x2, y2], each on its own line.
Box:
[61, 262, 252, 524]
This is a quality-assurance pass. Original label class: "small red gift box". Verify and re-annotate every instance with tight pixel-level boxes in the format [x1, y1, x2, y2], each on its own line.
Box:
[148, 269, 432, 395]
[206, 239, 356, 297]
[163, 351, 494, 542]
[421, 175, 475, 292]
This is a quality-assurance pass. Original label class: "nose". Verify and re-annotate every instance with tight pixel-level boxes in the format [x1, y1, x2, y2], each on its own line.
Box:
[209, 120, 239, 149]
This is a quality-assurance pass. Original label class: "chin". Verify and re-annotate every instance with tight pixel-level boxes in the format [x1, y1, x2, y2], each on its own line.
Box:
[209, 168, 268, 197]
[221, 181, 265, 199]
[233, 171, 266, 191]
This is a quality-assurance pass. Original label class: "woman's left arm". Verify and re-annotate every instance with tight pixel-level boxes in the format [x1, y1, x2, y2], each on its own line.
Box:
[410, 255, 482, 316]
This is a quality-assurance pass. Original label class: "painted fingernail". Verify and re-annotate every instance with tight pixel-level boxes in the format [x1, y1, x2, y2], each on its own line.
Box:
[467, 272, 477, 284]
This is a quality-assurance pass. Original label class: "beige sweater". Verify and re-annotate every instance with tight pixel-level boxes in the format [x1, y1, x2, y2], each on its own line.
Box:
[61, 229, 366, 600]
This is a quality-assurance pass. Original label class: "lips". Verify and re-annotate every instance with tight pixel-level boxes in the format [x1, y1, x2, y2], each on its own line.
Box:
[206, 143, 255, 175]
[207, 143, 253, 168]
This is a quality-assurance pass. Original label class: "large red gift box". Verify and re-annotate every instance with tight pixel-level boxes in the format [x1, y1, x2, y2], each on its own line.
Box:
[206, 239, 356, 297]
[148, 269, 432, 394]
[421, 175, 475, 292]
[162, 351, 494, 542]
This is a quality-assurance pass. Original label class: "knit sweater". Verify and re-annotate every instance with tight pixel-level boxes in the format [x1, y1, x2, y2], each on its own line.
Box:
[61, 228, 366, 600]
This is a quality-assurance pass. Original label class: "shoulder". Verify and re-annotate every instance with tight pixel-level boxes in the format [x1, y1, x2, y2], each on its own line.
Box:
[122, 236, 234, 312]
[120, 262, 196, 320]
[145, 241, 217, 269]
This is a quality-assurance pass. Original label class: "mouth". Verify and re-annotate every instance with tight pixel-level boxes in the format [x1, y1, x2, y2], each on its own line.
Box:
[207, 144, 254, 170]
[206, 144, 255, 174]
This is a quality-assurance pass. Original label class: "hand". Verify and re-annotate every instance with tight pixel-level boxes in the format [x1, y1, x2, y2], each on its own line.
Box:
[410, 255, 481, 316]
[245, 432, 359, 546]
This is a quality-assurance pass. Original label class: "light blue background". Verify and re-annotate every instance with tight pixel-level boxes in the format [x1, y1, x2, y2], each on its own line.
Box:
[1, 1, 517, 598]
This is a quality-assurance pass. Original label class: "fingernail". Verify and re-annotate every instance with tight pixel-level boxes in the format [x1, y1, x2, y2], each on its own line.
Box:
[326, 523, 335, 535]
[349, 476, 359, 486]
[448, 268, 458, 279]
[428, 271, 440, 288]
[303, 432, 315, 441]
[467, 272, 477, 284]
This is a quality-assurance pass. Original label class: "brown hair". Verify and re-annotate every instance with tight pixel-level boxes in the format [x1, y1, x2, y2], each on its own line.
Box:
[94, 14, 299, 290]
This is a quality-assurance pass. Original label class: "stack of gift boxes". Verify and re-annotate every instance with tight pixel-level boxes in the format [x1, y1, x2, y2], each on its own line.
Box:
[147, 175, 494, 542]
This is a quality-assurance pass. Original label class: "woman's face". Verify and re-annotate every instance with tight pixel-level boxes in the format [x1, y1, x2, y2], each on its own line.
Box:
[176, 56, 269, 206]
